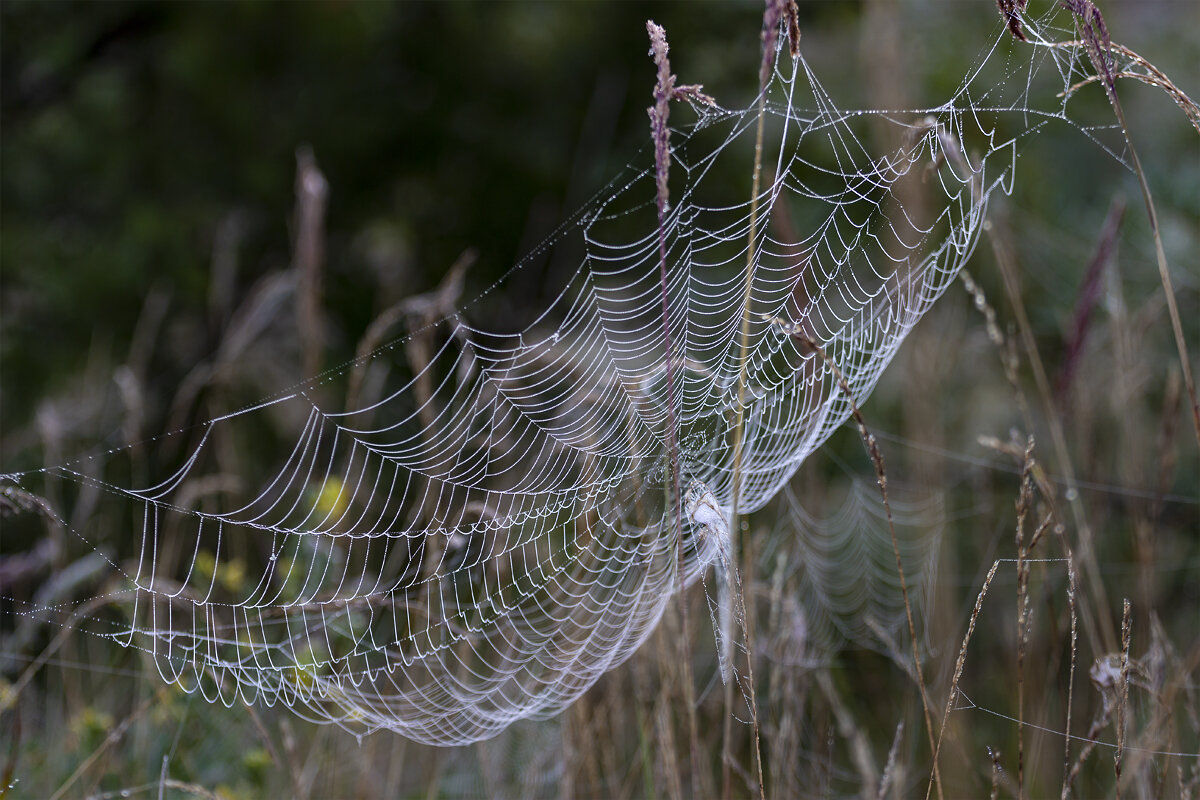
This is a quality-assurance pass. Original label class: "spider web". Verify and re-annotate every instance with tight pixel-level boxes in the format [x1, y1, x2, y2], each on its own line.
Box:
[760, 481, 945, 670]
[2, 9, 1124, 745]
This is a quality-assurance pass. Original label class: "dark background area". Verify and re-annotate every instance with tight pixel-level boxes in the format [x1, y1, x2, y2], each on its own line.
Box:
[3, 1, 1196, 435]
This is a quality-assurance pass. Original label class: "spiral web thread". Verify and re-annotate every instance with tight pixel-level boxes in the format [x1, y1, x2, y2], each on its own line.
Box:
[2, 11, 1124, 745]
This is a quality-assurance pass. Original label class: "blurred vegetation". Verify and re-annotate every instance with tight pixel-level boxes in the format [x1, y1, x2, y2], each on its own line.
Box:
[2, 1, 1198, 798]
[1, 1, 773, 442]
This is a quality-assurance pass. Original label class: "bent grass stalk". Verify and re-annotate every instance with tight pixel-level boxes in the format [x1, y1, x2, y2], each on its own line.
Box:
[724, 3, 801, 796]
[1056, 1, 1200, 450]
[1060, 556, 1079, 800]
[793, 333, 943, 800]
[929, 560, 1000, 800]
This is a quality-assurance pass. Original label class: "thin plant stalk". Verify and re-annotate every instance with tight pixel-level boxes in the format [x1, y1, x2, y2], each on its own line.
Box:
[879, 721, 904, 800]
[941, 110, 1114, 654]
[795, 333, 943, 800]
[48, 686, 171, 800]
[724, 4, 799, 796]
[1061, 557, 1079, 800]
[647, 22, 712, 795]
[293, 146, 328, 380]
[987, 215, 1114, 652]
[990, 748, 1003, 800]
[1113, 81, 1200, 450]
[1015, 437, 1036, 800]
[928, 560, 1000, 800]
[1116, 598, 1132, 798]
[1054, 2, 1200, 449]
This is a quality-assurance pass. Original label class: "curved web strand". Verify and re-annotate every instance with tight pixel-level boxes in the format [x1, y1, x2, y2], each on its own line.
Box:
[3, 14, 1095, 744]
[759, 481, 945, 669]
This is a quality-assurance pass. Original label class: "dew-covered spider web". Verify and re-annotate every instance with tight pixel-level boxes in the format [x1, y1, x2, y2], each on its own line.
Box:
[760, 481, 945, 670]
[1, 8, 1143, 745]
